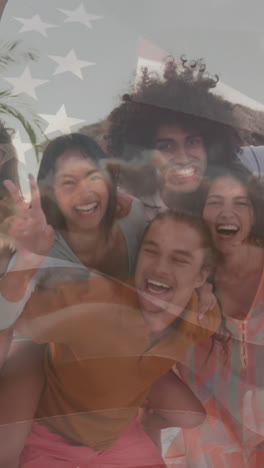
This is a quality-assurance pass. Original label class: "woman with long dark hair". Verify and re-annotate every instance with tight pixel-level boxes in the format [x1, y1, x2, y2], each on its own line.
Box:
[166, 164, 264, 467]
[0, 132, 146, 467]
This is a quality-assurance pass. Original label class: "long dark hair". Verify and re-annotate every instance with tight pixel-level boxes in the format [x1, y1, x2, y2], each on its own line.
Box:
[37, 133, 117, 239]
[198, 162, 264, 362]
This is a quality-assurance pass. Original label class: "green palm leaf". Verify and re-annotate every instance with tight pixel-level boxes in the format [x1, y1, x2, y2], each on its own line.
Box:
[0, 102, 44, 161]
[0, 40, 44, 160]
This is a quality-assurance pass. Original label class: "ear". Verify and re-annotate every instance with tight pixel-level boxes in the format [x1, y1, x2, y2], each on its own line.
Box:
[194, 266, 211, 289]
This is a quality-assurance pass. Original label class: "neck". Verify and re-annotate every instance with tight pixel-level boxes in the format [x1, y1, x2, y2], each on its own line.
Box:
[159, 183, 197, 212]
[61, 225, 108, 256]
[142, 305, 184, 341]
[217, 243, 252, 276]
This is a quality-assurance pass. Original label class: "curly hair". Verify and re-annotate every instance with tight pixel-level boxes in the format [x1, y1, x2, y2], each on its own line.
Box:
[106, 57, 241, 169]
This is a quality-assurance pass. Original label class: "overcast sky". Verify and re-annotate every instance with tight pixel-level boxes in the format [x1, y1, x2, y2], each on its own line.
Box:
[1, 0, 264, 186]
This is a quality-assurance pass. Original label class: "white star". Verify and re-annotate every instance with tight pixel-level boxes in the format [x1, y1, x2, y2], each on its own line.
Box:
[12, 131, 32, 165]
[14, 14, 57, 37]
[4, 67, 49, 100]
[48, 49, 95, 80]
[58, 4, 103, 28]
[39, 105, 85, 135]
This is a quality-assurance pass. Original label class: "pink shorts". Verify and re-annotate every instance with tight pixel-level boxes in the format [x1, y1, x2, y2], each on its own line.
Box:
[20, 418, 165, 468]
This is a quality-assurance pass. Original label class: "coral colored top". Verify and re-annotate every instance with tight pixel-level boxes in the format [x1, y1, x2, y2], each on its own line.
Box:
[166, 268, 264, 467]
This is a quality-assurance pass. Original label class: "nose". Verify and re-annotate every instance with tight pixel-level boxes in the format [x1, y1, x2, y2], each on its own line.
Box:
[77, 178, 93, 198]
[153, 254, 169, 277]
[218, 203, 237, 220]
[172, 144, 190, 165]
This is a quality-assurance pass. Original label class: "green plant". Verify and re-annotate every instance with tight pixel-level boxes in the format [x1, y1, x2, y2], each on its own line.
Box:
[0, 40, 45, 161]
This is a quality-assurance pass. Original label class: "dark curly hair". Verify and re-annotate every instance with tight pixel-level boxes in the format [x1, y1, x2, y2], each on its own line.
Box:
[106, 57, 241, 171]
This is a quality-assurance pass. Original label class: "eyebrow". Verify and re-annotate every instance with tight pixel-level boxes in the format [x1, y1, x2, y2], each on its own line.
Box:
[207, 194, 249, 200]
[154, 137, 175, 144]
[56, 169, 99, 180]
[154, 134, 202, 144]
[142, 240, 193, 258]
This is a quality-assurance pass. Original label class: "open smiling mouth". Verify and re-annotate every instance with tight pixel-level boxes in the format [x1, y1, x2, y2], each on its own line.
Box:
[145, 279, 173, 295]
[216, 224, 239, 238]
[74, 202, 98, 216]
[167, 166, 197, 181]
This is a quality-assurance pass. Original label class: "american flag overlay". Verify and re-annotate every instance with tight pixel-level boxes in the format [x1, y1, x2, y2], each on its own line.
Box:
[0, 1, 146, 191]
[1, 0, 264, 189]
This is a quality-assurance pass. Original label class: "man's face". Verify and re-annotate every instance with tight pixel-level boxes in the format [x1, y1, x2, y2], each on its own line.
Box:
[152, 123, 207, 194]
[135, 218, 208, 323]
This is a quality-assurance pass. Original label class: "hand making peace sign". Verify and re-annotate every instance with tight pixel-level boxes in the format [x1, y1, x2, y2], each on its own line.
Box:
[3, 174, 54, 255]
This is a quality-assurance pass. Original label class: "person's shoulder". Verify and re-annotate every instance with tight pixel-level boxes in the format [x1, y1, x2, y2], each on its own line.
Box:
[116, 191, 145, 220]
[54, 275, 137, 308]
[238, 146, 264, 175]
[116, 194, 147, 247]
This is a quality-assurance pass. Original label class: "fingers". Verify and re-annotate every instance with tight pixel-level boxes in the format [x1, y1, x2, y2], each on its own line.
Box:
[4, 175, 42, 218]
[3, 180, 28, 215]
[28, 174, 41, 213]
[198, 297, 217, 320]
[198, 308, 206, 321]
[3, 180, 24, 205]
[198, 302, 209, 320]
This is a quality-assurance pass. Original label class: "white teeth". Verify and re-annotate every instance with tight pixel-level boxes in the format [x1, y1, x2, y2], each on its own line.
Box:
[217, 224, 238, 231]
[75, 202, 97, 211]
[174, 167, 195, 177]
[147, 279, 170, 289]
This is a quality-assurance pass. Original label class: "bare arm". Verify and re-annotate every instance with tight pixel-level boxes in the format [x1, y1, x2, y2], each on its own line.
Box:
[143, 369, 205, 430]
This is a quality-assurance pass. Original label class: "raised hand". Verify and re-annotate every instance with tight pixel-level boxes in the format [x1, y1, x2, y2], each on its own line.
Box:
[3, 174, 54, 255]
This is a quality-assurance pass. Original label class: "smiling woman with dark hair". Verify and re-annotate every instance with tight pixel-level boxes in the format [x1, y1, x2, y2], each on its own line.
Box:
[0, 132, 146, 467]
[166, 163, 264, 467]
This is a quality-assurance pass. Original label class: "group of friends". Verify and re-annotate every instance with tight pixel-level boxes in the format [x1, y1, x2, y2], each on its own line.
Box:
[0, 58, 264, 467]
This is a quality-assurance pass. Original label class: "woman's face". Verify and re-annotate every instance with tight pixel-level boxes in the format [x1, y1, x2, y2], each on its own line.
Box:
[203, 175, 254, 253]
[54, 149, 109, 232]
